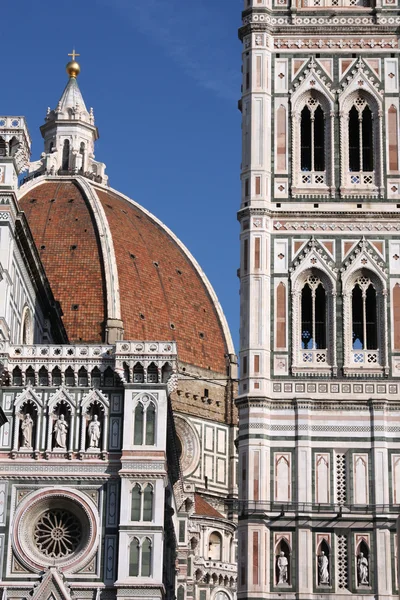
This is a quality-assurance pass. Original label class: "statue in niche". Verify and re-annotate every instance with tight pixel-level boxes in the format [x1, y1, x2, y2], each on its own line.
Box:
[318, 551, 329, 585]
[53, 414, 68, 450]
[87, 414, 101, 449]
[21, 413, 33, 448]
[358, 552, 369, 585]
[277, 551, 289, 584]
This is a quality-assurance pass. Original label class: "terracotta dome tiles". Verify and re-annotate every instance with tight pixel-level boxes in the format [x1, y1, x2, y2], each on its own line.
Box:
[19, 181, 106, 343]
[95, 187, 228, 372]
[19, 178, 229, 373]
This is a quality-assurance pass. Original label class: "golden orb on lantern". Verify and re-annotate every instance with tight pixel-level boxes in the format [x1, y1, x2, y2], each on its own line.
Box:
[66, 49, 81, 78]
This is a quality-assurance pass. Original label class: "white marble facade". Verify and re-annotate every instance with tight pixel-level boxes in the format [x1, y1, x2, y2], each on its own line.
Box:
[237, 0, 400, 598]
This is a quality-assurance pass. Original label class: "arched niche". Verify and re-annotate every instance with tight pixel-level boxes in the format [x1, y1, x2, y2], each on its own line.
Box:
[317, 538, 330, 586]
[275, 538, 291, 586]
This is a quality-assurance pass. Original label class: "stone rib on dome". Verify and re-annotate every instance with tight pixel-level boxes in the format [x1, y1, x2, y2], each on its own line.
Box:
[19, 177, 233, 373]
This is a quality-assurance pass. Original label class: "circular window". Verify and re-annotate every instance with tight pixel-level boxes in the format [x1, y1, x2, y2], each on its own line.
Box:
[13, 488, 99, 573]
[34, 509, 81, 558]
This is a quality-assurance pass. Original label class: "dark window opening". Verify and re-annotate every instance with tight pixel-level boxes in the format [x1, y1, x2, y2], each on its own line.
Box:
[362, 106, 373, 171]
[352, 281, 377, 350]
[62, 139, 70, 171]
[301, 280, 326, 350]
[349, 106, 360, 172]
[301, 106, 312, 171]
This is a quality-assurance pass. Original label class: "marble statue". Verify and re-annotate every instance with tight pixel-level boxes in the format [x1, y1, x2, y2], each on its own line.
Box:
[88, 414, 101, 449]
[277, 551, 288, 584]
[318, 551, 329, 584]
[358, 552, 369, 585]
[21, 413, 33, 448]
[53, 414, 68, 449]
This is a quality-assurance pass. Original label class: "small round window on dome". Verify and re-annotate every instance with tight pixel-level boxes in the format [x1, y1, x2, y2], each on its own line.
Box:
[170, 323, 175, 330]
[153, 261, 159, 268]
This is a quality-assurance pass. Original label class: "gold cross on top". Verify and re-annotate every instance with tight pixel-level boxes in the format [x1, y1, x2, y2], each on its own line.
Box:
[68, 49, 80, 61]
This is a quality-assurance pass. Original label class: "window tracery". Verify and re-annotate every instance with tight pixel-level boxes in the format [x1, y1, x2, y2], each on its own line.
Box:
[339, 90, 382, 196]
[291, 268, 335, 374]
[342, 268, 387, 374]
[292, 91, 333, 196]
[129, 537, 152, 577]
[133, 400, 156, 446]
[131, 483, 154, 522]
[34, 509, 81, 558]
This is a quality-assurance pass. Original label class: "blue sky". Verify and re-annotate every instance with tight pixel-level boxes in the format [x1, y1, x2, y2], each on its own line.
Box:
[2, 0, 242, 351]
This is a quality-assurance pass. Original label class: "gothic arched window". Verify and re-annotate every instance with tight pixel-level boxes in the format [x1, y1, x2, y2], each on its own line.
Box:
[145, 403, 156, 445]
[341, 91, 381, 193]
[292, 268, 335, 374]
[293, 92, 331, 195]
[141, 538, 152, 577]
[343, 266, 387, 374]
[129, 538, 140, 577]
[133, 401, 156, 446]
[131, 483, 153, 521]
[134, 403, 144, 445]
[128, 537, 153, 577]
[352, 276, 377, 350]
[301, 276, 326, 350]
[301, 104, 325, 173]
[349, 102, 373, 174]
[131, 484, 141, 521]
[143, 484, 153, 521]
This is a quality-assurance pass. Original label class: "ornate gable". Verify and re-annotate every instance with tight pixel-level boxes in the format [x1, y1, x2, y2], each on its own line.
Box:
[291, 57, 334, 104]
[15, 386, 43, 409]
[339, 57, 383, 99]
[340, 236, 388, 282]
[28, 568, 74, 600]
[290, 237, 338, 282]
[48, 386, 76, 411]
[82, 388, 109, 412]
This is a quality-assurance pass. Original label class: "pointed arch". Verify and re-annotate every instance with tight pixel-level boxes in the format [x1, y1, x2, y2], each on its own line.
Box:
[131, 484, 141, 521]
[342, 266, 387, 373]
[292, 89, 333, 194]
[145, 402, 156, 445]
[143, 484, 153, 521]
[339, 88, 382, 194]
[291, 265, 335, 373]
[129, 537, 140, 576]
[134, 403, 144, 445]
[141, 537, 152, 576]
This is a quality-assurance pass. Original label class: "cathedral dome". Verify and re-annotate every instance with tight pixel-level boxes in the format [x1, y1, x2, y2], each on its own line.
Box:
[18, 176, 233, 373]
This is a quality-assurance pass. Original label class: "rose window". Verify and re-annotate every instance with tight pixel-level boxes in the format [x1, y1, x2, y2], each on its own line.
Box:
[34, 509, 81, 558]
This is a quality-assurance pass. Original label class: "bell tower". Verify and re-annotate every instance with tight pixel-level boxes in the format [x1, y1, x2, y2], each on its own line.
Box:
[237, 0, 400, 597]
